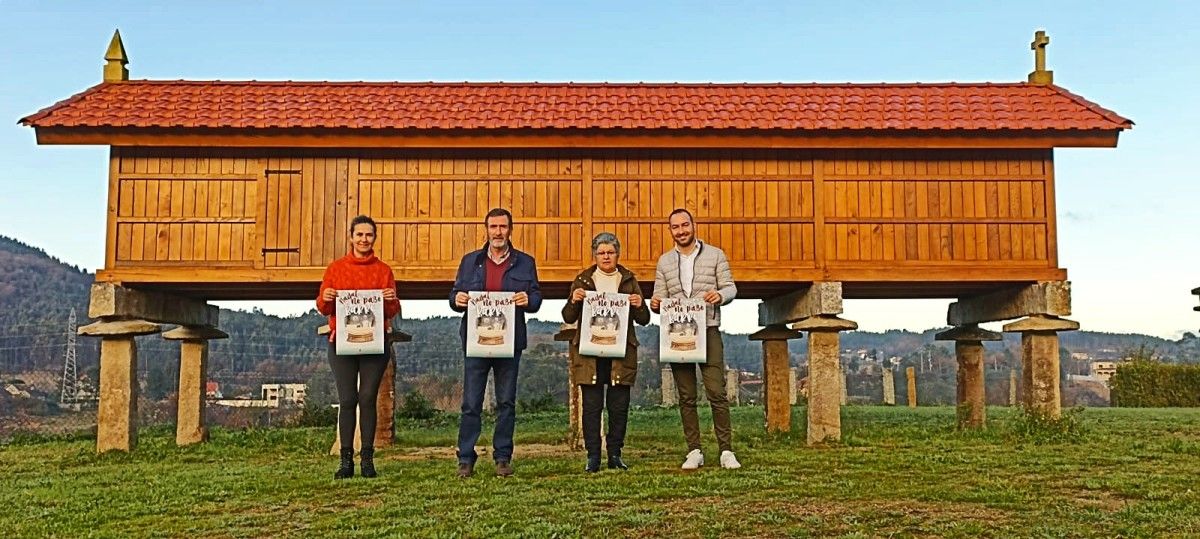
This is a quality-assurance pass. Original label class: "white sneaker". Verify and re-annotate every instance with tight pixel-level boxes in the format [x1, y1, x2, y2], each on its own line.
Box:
[680, 449, 704, 470]
[719, 450, 742, 469]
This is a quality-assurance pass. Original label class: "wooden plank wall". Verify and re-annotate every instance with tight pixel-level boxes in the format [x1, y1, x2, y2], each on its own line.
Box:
[262, 157, 350, 268]
[822, 151, 1051, 266]
[590, 152, 816, 277]
[108, 149, 1055, 280]
[356, 153, 585, 270]
[112, 150, 258, 266]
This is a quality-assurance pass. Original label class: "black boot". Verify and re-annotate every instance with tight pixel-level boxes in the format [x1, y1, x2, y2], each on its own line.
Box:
[607, 452, 628, 470]
[360, 447, 377, 478]
[334, 448, 354, 479]
[585, 454, 601, 473]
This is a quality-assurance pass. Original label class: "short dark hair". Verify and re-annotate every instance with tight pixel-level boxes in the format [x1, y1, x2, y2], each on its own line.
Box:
[485, 207, 513, 227]
[668, 208, 694, 224]
[349, 214, 377, 234]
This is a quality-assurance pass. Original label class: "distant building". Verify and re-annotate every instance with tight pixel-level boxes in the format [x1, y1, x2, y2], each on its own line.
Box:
[212, 383, 306, 408]
[1090, 361, 1118, 382]
[262, 383, 306, 407]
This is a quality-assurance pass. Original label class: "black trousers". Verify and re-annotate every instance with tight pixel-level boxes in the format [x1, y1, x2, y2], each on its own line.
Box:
[328, 343, 389, 451]
[580, 384, 631, 458]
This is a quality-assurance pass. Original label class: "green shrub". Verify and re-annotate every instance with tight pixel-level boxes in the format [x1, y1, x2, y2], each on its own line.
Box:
[1110, 361, 1200, 407]
[518, 392, 560, 414]
[398, 390, 439, 420]
[292, 400, 337, 427]
[1009, 406, 1087, 444]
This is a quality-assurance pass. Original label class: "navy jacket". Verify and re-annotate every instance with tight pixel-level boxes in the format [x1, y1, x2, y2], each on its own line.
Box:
[449, 244, 543, 353]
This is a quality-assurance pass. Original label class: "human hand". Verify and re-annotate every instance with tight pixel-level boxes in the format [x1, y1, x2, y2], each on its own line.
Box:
[382, 288, 397, 301]
[513, 291, 529, 306]
[649, 296, 661, 311]
[455, 292, 470, 307]
[629, 294, 643, 308]
[322, 288, 337, 302]
[703, 290, 722, 305]
[571, 288, 587, 303]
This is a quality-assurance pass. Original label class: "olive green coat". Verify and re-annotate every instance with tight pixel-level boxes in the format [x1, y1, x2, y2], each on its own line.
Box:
[561, 265, 651, 386]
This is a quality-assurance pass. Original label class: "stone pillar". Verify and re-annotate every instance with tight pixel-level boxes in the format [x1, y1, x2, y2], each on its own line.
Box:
[1003, 315, 1079, 418]
[661, 366, 677, 406]
[554, 324, 583, 450]
[1008, 368, 1018, 406]
[936, 324, 1001, 429]
[906, 367, 917, 408]
[78, 319, 163, 453]
[162, 325, 228, 446]
[840, 373, 848, 405]
[793, 315, 857, 445]
[749, 325, 802, 433]
[375, 330, 412, 449]
[789, 367, 799, 405]
[725, 369, 740, 405]
[882, 369, 896, 405]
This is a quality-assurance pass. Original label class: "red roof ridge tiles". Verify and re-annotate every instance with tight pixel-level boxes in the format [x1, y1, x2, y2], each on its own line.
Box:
[19, 79, 1133, 132]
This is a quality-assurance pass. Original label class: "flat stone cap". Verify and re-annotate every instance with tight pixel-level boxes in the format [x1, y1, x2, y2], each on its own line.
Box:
[162, 325, 229, 340]
[935, 325, 1002, 342]
[554, 323, 578, 342]
[1002, 315, 1080, 333]
[748, 325, 803, 341]
[791, 315, 858, 332]
[78, 319, 162, 337]
[389, 330, 413, 343]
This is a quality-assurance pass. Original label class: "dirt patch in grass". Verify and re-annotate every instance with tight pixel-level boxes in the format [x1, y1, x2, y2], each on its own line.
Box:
[645, 496, 1014, 538]
[382, 443, 574, 461]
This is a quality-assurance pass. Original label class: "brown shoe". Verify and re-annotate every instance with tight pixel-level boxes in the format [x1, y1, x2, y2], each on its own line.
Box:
[495, 460, 514, 477]
[457, 462, 474, 478]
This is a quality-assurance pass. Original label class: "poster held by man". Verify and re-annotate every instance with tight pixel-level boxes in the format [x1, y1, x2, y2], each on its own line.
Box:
[335, 289, 386, 355]
[467, 291, 517, 358]
[659, 297, 707, 363]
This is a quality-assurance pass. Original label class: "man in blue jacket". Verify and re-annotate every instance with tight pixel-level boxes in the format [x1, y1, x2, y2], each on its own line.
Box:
[450, 207, 542, 478]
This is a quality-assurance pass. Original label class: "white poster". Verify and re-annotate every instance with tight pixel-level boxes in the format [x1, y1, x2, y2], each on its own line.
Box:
[466, 291, 516, 358]
[335, 289, 386, 355]
[577, 291, 630, 358]
[659, 297, 707, 363]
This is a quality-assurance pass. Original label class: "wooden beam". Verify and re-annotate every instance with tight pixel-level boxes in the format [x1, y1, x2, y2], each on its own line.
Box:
[88, 282, 218, 326]
[32, 127, 1124, 149]
[758, 282, 843, 326]
[947, 281, 1071, 325]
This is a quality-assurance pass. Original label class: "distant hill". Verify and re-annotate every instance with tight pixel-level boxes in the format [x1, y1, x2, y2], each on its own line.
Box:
[1, 234, 1195, 404]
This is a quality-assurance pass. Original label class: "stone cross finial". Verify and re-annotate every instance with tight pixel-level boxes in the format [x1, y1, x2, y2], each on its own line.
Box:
[104, 29, 129, 82]
[1027, 30, 1054, 85]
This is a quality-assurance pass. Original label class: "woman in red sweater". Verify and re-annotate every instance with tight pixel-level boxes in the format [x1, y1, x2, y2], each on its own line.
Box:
[316, 215, 401, 479]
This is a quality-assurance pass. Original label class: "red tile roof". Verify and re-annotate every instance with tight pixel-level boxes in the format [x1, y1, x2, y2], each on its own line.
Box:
[20, 81, 1132, 132]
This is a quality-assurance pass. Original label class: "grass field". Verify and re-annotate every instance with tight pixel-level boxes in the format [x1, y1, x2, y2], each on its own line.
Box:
[2, 406, 1198, 538]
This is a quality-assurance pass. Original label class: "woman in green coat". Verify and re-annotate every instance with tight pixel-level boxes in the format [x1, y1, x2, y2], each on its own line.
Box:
[562, 232, 652, 472]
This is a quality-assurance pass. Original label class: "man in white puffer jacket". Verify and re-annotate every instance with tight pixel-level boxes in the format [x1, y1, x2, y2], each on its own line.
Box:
[650, 208, 741, 470]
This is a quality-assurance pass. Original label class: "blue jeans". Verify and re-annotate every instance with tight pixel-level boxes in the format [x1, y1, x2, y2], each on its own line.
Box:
[457, 353, 521, 464]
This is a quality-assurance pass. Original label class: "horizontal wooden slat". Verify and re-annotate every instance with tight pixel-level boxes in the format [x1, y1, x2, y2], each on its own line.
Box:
[117, 173, 257, 181]
[116, 217, 255, 224]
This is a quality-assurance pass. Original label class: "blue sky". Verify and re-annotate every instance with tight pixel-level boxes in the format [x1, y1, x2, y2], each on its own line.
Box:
[2, 1, 1197, 338]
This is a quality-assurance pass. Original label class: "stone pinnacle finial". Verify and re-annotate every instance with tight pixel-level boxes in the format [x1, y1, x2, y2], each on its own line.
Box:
[104, 29, 129, 82]
[1027, 30, 1053, 85]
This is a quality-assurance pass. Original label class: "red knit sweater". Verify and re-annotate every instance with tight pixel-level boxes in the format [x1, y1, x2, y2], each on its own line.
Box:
[315, 251, 401, 338]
